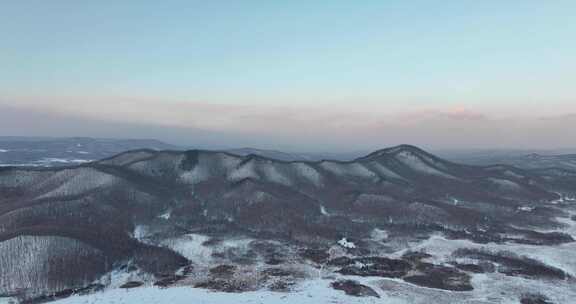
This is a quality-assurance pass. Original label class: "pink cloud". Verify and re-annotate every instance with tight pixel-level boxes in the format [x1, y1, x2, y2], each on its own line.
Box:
[1, 98, 574, 151]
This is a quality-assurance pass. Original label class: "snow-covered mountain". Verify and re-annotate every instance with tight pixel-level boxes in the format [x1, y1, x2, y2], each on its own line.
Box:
[223, 147, 363, 162]
[0, 137, 359, 167]
[1, 145, 575, 303]
[467, 153, 576, 171]
[439, 149, 576, 171]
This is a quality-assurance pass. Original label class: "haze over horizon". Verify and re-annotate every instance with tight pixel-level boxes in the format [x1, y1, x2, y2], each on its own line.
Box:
[1, 1, 575, 152]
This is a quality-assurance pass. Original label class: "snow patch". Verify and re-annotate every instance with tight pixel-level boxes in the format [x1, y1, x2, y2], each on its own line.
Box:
[51, 279, 395, 304]
[161, 234, 213, 265]
[488, 178, 522, 190]
[395, 151, 455, 179]
[159, 210, 171, 220]
[36, 168, 118, 199]
[37, 158, 91, 164]
[248, 191, 274, 204]
[98, 268, 153, 289]
[370, 228, 389, 242]
[291, 163, 322, 187]
[404, 228, 576, 278]
[260, 164, 292, 186]
[228, 160, 259, 182]
[320, 162, 376, 179]
[180, 165, 210, 184]
[517, 206, 535, 212]
[366, 162, 405, 180]
[133, 225, 151, 241]
[337, 238, 356, 249]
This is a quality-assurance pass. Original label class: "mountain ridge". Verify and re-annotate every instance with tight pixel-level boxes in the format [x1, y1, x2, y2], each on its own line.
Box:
[3, 144, 492, 170]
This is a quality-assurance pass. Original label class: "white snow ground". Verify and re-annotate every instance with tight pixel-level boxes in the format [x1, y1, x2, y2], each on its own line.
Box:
[47, 273, 576, 304]
[33, 212, 576, 304]
[50, 280, 392, 304]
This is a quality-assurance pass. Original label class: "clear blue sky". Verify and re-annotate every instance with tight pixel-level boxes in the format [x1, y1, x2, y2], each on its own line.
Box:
[0, 1, 575, 150]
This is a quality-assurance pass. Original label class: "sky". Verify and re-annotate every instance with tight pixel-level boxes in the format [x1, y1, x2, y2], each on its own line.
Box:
[1, 1, 575, 152]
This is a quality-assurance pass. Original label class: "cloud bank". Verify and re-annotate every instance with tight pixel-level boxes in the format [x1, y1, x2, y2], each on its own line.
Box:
[0, 99, 574, 152]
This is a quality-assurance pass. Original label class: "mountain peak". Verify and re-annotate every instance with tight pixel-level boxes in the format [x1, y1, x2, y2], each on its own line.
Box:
[356, 144, 433, 161]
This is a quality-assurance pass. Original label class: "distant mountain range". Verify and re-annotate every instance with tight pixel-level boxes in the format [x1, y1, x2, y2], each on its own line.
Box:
[0, 137, 179, 166]
[1, 144, 575, 301]
[440, 150, 576, 171]
[0, 137, 360, 167]
[3, 136, 576, 171]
